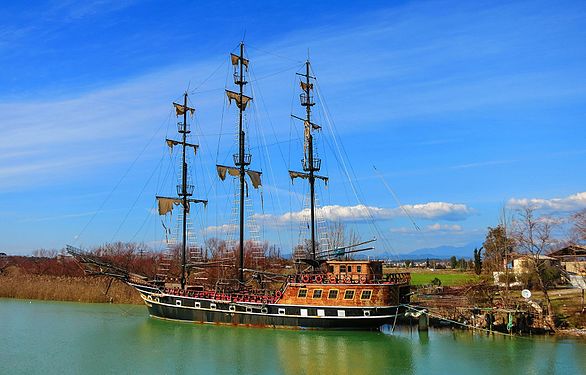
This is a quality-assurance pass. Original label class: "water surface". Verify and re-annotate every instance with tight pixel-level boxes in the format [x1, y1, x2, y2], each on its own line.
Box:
[0, 299, 583, 374]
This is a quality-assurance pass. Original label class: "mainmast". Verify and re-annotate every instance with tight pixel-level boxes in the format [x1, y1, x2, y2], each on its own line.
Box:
[289, 60, 328, 267]
[216, 43, 262, 286]
[236, 43, 247, 284]
[157, 93, 207, 290]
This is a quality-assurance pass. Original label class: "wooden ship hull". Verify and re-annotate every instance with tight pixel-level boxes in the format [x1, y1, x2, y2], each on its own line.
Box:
[131, 276, 411, 330]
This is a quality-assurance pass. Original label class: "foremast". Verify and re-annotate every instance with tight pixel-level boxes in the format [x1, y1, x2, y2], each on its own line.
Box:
[157, 93, 207, 290]
[216, 42, 262, 286]
[289, 60, 328, 268]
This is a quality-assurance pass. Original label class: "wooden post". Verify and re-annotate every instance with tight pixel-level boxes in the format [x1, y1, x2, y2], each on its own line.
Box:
[418, 312, 429, 331]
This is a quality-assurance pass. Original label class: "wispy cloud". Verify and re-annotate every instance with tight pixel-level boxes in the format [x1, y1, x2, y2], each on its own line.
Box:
[203, 224, 237, 234]
[18, 210, 99, 223]
[508, 191, 586, 212]
[0, 60, 224, 191]
[449, 159, 518, 170]
[46, 0, 138, 21]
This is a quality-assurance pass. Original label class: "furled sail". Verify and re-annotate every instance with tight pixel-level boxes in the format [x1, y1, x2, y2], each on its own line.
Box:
[288, 171, 328, 185]
[230, 53, 249, 69]
[156, 197, 188, 215]
[173, 102, 195, 116]
[300, 81, 313, 92]
[166, 139, 197, 156]
[216, 165, 240, 180]
[246, 170, 262, 189]
[304, 120, 321, 131]
[225, 90, 252, 110]
[216, 165, 262, 189]
[166, 139, 180, 154]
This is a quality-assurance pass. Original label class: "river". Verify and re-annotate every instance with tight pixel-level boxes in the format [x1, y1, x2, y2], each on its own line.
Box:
[0, 299, 583, 374]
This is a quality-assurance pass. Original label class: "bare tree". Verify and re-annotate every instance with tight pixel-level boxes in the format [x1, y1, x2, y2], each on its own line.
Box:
[325, 221, 361, 259]
[327, 221, 346, 250]
[205, 237, 226, 259]
[570, 209, 586, 244]
[513, 207, 557, 331]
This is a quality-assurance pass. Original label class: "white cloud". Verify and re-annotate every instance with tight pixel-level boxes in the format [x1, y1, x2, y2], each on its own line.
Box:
[507, 191, 586, 212]
[397, 202, 472, 221]
[255, 201, 472, 225]
[427, 223, 463, 232]
[204, 224, 237, 234]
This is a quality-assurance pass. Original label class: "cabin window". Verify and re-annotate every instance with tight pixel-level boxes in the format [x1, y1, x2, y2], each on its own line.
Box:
[340, 265, 346, 273]
[195, 302, 201, 308]
[328, 265, 334, 273]
[176, 300, 182, 306]
[360, 290, 373, 300]
[312, 289, 323, 298]
[278, 308, 286, 315]
[364, 310, 371, 317]
[357, 265, 362, 273]
[317, 309, 325, 317]
[347, 266, 352, 272]
[328, 290, 339, 299]
[246, 307, 252, 313]
[344, 290, 355, 300]
[261, 307, 268, 314]
[298, 289, 308, 298]
[210, 303, 217, 310]
[337, 310, 346, 317]
[229, 305, 236, 312]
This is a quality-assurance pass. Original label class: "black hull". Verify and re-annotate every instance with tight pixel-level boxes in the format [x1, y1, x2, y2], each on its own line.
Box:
[132, 284, 403, 330]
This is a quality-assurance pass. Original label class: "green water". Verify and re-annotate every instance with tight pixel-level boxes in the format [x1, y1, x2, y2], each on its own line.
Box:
[0, 299, 583, 374]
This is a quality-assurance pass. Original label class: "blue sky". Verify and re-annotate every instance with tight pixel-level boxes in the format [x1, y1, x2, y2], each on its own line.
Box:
[1, 0, 585, 256]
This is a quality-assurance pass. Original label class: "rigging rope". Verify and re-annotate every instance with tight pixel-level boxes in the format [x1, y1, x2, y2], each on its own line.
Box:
[313, 74, 398, 257]
[74, 110, 173, 245]
[373, 165, 421, 232]
[247, 44, 303, 64]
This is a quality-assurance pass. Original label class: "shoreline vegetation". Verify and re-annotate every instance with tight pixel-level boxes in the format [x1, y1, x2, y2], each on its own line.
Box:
[0, 253, 143, 304]
[0, 272, 142, 305]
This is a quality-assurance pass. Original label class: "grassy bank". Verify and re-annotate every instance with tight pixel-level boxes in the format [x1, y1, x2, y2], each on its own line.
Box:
[385, 267, 480, 286]
[0, 273, 142, 304]
[410, 271, 480, 286]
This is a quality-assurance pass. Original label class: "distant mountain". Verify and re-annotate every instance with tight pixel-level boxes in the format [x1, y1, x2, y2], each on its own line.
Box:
[400, 243, 481, 260]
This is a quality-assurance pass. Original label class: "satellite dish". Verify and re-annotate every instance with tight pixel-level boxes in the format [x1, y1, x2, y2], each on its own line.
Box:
[521, 289, 532, 299]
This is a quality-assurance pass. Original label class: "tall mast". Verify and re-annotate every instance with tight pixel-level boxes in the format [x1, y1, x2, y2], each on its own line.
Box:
[304, 61, 317, 261]
[181, 92, 189, 289]
[289, 60, 327, 268]
[216, 43, 261, 286]
[159, 94, 207, 290]
[236, 42, 246, 284]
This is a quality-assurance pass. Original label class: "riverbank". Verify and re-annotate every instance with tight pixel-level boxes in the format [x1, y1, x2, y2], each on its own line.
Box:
[0, 272, 142, 304]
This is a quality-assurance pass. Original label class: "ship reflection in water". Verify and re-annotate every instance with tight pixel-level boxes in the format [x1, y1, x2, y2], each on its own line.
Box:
[135, 316, 584, 375]
[138, 318, 415, 374]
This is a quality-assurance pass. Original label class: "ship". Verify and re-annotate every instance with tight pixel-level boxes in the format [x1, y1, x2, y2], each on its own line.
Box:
[69, 43, 411, 329]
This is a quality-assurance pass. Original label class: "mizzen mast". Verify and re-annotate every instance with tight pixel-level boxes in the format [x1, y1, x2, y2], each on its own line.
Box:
[289, 60, 328, 267]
